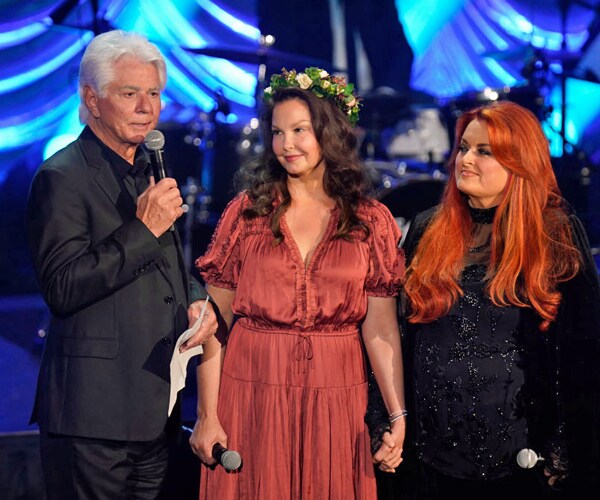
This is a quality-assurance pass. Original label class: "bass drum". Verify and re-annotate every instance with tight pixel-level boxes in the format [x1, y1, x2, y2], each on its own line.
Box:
[377, 173, 447, 243]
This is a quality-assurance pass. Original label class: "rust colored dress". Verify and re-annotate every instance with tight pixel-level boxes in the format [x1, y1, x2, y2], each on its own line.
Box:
[196, 193, 403, 500]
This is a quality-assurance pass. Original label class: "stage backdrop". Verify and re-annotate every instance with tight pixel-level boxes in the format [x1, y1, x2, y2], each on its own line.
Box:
[1, 0, 599, 296]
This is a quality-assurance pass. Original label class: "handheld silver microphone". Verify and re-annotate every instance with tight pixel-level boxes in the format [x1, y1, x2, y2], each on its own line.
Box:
[212, 443, 242, 471]
[516, 448, 544, 469]
[144, 130, 174, 232]
[144, 130, 167, 181]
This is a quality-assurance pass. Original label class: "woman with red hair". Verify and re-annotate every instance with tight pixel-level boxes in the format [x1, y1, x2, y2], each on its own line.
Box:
[368, 100, 600, 499]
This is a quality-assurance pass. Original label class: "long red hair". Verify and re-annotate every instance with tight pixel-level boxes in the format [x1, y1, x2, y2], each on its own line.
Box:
[405, 100, 581, 330]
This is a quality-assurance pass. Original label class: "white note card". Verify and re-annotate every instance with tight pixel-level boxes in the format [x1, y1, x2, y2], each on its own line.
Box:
[168, 295, 210, 416]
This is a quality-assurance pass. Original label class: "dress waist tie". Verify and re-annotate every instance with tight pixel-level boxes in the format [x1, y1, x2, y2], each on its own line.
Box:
[293, 334, 314, 373]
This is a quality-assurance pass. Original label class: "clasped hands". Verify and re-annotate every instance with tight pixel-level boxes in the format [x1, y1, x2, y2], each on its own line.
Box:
[372, 417, 405, 473]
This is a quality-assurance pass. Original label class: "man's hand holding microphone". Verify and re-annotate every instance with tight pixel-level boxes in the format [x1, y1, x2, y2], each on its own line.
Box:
[137, 130, 182, 238]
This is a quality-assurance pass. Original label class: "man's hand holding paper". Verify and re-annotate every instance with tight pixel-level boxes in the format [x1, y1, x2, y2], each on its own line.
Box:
[180, 297, 218, 352]
[168, 296, 217, 416]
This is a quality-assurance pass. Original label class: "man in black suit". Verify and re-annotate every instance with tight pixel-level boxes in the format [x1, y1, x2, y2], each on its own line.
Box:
[26, 30, 218, 499]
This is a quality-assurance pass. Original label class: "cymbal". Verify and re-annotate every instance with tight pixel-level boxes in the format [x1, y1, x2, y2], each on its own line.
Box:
[481, 45, 534, 62]
[183, 44, 335, 71]
[541, 49, 583, 64]
[482, 45, 581, 64]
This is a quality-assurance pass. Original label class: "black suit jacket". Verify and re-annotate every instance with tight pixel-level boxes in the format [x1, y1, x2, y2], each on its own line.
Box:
[26, 127, 207, 441]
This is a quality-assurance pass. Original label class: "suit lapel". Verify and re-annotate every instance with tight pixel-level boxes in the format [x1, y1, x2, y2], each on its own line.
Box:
[79, 127, 137, 222]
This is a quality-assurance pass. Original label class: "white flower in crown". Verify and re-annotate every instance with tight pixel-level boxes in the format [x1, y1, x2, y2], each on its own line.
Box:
[321, 80, 331, 89]
[264, 86, 272, 94]
[319, 70, 329, 78]
[296, 73, 313, 89]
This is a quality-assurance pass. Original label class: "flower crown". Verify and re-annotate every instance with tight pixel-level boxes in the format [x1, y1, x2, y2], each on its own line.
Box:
[263, 67, 361, 126]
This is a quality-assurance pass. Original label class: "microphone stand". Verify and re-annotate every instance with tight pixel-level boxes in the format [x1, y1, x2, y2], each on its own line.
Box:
[559, 0, 569, 163]
[182, 177, 200, 271]
[555, 0, 593, 230]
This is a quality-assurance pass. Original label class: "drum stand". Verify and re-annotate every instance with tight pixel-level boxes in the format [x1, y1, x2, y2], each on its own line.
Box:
[551, 0, 597, 229]
[358, 90, 412, 160]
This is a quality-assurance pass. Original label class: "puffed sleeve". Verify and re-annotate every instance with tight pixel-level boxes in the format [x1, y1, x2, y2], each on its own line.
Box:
[195, 193, 247, 290]
[364, 200, 405, 297]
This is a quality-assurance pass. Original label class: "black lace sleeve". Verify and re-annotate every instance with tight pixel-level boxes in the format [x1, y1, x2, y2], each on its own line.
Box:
[364, 207, 436, 455]
[553, 214, 600, 489]
[543, 424, 569, 477]
[365, 368, 390, 455]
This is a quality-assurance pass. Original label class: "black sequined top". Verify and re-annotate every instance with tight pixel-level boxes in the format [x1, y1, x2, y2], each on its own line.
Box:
[412, 206, 528, 480]
[365, 203, 600, 492]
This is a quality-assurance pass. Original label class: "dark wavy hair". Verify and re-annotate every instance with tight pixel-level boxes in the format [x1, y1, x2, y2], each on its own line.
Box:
[235, 86, 370, 242]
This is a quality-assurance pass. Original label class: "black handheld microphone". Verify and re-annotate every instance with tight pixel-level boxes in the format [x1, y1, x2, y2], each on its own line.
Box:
[144, 129, 174, 231]
[212, 443, 242, 471]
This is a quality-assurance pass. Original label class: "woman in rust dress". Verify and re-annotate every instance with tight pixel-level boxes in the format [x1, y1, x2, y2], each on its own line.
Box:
[190, 68, 407, 499]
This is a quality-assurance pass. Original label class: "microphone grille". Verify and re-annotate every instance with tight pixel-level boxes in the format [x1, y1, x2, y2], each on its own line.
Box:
[516, 448, 539, 469]
[221, 450, 242, 471]
[144, 129, 165, 150]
